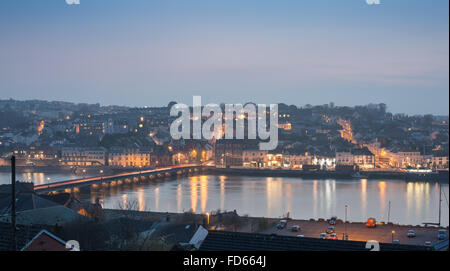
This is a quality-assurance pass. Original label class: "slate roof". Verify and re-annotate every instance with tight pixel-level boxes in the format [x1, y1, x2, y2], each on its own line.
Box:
[199, 231, 430, 251]
[0, 222, 44, 251]
[0, 193, 60, 216]
[351, 147, 374, 156]
[0, 182, 34, 195]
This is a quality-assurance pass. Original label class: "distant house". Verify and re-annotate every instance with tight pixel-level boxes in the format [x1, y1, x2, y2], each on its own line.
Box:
[242, 147, 268, 168]
[351, 148, 375, 169]
[215, 139, 258, 168]
[396, 151, 424, 168]
[335, 147, 374, 170]
[432, 155, 449, 169]
[21, 229, 70, 251]
[108, 147, 151, 168]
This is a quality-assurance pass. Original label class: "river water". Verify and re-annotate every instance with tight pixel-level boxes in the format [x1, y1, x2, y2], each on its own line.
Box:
[1, 173, 448, 226]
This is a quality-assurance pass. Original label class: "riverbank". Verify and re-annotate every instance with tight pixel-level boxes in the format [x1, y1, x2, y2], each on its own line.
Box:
[1, 165, 447, 182]
[211, 167, 449, 182]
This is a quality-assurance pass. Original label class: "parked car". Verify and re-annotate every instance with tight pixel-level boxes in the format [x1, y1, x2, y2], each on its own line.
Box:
[437, 229, 447, 240]
[329, 216, 337, 225]
[424, 241, 432, 247]
[326, 226, 335, 234]
[291, 225, 300, 232]
[297, 234, 304, 238]
[319, 233, 327, 239]
[327, 233, 338, 240]
[276, 220, 287, 229]
[407, 230, 416, 238]
[392, 240, 400, 244]
[365, 218, 376, 228]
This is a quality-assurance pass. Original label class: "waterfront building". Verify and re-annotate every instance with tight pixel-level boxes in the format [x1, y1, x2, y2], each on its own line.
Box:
[108, 147, 152, 168]
[432, 155, 449, 169]
[311, 155, 336, 170]
[242, 149, 268, 168]
[287, 154, 312, 169]
[396, 151, 425, 169]
[335, 148, 375, 170]
[215, 139, 258, 168]
[61, 147, 107, 166]
[352, 148, 375, 169]
[335, 151, 353, 165]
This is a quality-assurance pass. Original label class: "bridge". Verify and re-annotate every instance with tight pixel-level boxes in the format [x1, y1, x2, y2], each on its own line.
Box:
[34, 164, 205, 194]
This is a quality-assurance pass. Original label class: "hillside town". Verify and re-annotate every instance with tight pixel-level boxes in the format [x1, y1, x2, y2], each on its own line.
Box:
[0, 99, 448, 173]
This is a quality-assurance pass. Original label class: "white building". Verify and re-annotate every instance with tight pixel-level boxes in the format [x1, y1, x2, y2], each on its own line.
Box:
[335, 152, 353, 165]
[396, 152, 424, 168]
[432, 155, 449, 169]
[335, 148, 375, 169]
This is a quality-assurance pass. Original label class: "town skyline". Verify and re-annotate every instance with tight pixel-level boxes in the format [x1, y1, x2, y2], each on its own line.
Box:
[1, 97, 448, 117]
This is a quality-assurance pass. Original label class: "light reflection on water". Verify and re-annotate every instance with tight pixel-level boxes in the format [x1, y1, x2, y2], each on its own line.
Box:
[81, 175, 448, 226]
[1, 173, 448, 226]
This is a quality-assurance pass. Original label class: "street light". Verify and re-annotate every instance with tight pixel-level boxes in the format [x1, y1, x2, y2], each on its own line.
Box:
[391, 230, 395, 243]
[344, 204, 348, 240]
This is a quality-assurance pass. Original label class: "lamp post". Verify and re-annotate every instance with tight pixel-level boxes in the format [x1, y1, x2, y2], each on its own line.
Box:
[344, 204, 348, 240]
[387, 201, 391, 224]
[391, 230, 395, 243]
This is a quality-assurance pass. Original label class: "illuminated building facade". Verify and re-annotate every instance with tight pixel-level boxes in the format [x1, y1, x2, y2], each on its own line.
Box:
[108, 147, 152, 168]
[61, 147, 107, 166]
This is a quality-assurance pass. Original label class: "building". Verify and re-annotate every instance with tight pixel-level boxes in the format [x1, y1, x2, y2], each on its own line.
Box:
[242, 149, 268, 168]
[215, 140, 258, 168]
[351, 148, 375, 169]
[172, 141, 213, 165]
[335, 151, 353, 165]
[108, 147, 151, 168]
[21, 230, 69, 251]
[432, 155, 449, 169]
[61, 147, 107, 166]
[396, 152, 424, 169]
[150, 145, 172, 167]
[287, 154, 312, 169]
[265, 152, 284, 168]
[335, 148, 375, 170]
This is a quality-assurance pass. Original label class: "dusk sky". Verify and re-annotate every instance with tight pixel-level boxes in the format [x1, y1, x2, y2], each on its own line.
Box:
[0, 0, 448, 115]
